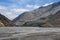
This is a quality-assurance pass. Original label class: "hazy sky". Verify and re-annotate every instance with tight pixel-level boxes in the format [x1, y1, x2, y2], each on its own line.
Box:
[0, 0, 59, 20]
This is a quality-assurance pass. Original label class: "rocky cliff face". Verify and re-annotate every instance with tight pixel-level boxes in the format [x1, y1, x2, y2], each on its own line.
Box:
[13, 1, 60, 27]
[0, 14, 15, 27]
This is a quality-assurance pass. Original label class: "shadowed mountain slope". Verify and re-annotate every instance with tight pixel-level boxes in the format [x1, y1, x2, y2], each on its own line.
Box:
[0, 13, 15, 27]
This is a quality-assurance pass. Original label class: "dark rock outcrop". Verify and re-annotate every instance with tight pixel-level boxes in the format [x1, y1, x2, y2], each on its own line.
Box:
[0, 13, 15, 27]
[13, 1, 60, 27]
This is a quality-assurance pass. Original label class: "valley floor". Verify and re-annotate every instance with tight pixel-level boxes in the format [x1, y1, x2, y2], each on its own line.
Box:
[0, 27, 60, 40]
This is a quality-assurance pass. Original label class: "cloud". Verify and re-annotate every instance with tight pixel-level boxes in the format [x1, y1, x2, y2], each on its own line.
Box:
[0, 6, 7, 9]
[11, 8, 29, 13]
[0, 5, 30, 20]
[26, 4, 40, 10]
[0, 0, 56, 20]
[0, 4, 40, 20]
[43, 2, 54, 6]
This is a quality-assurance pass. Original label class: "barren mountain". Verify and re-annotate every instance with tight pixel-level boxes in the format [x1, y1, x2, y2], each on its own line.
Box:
[0, 13, 15, 27]
[13, 1, 60, 27]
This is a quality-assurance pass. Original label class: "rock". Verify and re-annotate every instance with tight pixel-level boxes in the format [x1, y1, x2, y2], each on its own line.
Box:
[0, 22, 5, 27]
[12, 1, 60, 27]
[0, 13, 15, 27]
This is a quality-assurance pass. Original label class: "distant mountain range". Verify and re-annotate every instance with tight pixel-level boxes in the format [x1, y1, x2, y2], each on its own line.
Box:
[0, 14, 15, 27]
[0, 1, 60, 27]
[12, 1, 60, 27]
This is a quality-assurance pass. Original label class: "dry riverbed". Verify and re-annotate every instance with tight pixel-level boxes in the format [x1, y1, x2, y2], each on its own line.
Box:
[0, 27, 60, 40]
